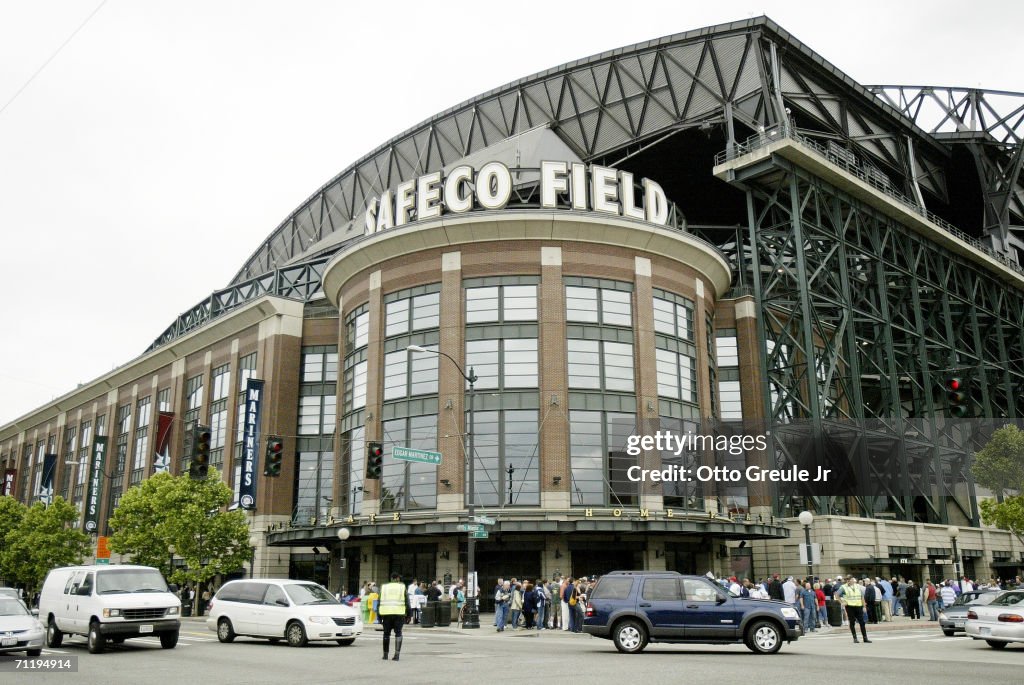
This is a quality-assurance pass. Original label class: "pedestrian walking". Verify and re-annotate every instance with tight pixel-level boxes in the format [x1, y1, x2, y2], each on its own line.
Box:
[379, 572, 410, 661]
[494, 581, 512, 631]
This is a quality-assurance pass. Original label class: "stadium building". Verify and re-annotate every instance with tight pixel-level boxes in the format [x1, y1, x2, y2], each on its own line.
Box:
[3, 17, 1023, 594]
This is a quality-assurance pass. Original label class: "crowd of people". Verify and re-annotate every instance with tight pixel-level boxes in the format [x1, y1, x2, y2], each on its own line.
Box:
[491, 575, 592, 632]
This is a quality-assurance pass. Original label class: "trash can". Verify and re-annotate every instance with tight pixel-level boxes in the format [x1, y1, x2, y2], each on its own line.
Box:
[826, 600, 843, 627]
[435, 600, 452, 627]
[421, 601, 437, 628]
[181, 604, 192, 618]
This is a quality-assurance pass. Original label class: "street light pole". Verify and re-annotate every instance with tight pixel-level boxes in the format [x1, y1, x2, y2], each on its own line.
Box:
[798, 510, 814, 582]
[408, 344, 480, 629]
[337, 527, 351, 597]
[948, 526, 961, 585]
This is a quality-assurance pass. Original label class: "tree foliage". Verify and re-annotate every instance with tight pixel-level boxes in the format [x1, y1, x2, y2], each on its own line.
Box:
[974, 425, 1024, 546]
[972, 424, 1024, 496]
[2, 497, 91, 594]
[0, 496, 28, 582]
[109, 471, 252, 590]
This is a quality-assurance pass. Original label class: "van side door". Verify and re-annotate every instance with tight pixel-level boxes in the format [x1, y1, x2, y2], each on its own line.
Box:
[258, 585, 291, 637]
[57, 571, 84, 633]
[71, 572, 95, 635]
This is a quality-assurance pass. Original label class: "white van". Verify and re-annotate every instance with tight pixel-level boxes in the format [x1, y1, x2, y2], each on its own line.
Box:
[38, 565, 181, 653]
[206, 579, 361, 646]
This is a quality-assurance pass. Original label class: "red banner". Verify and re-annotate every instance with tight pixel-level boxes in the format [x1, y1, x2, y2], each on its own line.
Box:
[154, 411, 174, 473]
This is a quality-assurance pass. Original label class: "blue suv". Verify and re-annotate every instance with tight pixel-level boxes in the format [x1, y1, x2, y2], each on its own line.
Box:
[583, 571, 802, 654]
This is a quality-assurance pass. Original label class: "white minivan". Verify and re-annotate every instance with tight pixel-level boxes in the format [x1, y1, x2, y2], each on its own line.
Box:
[207, 579, 361, 647]
[39, 565, 181, 653]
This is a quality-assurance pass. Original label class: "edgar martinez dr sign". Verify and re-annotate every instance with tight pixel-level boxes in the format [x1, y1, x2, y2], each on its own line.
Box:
[362, 160, 670, 234]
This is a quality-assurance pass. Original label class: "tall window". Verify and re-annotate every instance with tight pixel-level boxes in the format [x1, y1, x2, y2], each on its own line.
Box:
[385, 288, 440, 337]
[299, 347, 338, 435]
[383, 345, 439, 400]
[655, 347, 697, 403]
[295, 450, 334, 525]
[380, 415, 437, 511]
[569, 411, 637, 506]
[346, 306, 370, 350]
[342, 425, 365, 516]
[61, 426, 77, 499]
[653, 291, 694, 341]
[343, 354, 368, 413]
[207, 364, 230, 470]
[565, 282, 632, 326]
[132, 396, 151, 480]
[716, 329, 742, 420]
[567, 340, 634, 392]
[658, 416, 703, 510]
[115, 404, 131, 475]
[465, 281, 538, 323]
[465, 339, 538, 390]
[469, 410, 540, 506]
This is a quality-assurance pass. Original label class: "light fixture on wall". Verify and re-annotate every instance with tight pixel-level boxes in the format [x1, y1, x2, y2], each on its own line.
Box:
[445, 399, 453, 410]
[440, 550, 450, 560]
[550, 394, 559, 406]
[655, 549, 664, 559]
[552, 476, 562, 485]
[440, 478, 451, 488]
[554, 548, 562, 559]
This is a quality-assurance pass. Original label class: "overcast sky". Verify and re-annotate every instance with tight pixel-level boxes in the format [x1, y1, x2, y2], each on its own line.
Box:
[2, 0, 1022, 426]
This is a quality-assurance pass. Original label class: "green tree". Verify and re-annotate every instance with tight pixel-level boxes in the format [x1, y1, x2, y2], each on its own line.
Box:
[0, 496, 28, 583]
[2, 497, 91, 596]
[973, 424, 1024, 546]
[109, 471, 251, 601]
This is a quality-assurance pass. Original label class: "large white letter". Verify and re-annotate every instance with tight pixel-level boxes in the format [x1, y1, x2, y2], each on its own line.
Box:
[619, 171, 645, 220]
[417, 171, 443, 221]
[395, 179, 417, 226]
[375, 190, 394, 231]
[643, 179, 668, 225]
[364, 196, 379, 234]
[540, 160, 568, 208]
[444, 165, 474, 213]
[570, 163, 588, 210]
[476, 161, 512, 210]
[591, 165, 620, 215]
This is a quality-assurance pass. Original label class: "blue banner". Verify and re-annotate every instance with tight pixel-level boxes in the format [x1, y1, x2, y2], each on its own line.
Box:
[84, 436, 107, 533]
[39, 453, 57, 504]
[239, 378, 264, 510]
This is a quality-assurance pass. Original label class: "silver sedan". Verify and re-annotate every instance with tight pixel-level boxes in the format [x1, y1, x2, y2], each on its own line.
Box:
[0, 597, 45, 657]
[965, 589, 1024, 649]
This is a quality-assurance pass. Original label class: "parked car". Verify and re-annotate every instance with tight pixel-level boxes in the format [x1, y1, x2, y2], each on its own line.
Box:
[965, 589, 1024, 649]
[583, 570, 802, 654]
[207, 579, 362, 647]
[0, 595, 44, 656]
[938, 590, 999, 636]
[38, 565, 181, 654]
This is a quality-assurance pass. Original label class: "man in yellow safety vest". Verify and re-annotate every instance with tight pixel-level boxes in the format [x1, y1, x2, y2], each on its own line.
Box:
[379, 572, 410, 661]
[838, 576, 872, 644]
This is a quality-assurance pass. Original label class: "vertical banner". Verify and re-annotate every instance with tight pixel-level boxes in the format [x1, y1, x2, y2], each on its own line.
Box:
[153, 411, 175, 474]
[239, 378, 264, 510]
[39, 453, 57, 504]
[2, 469, 16, 496]
[84, 436, 108, 533]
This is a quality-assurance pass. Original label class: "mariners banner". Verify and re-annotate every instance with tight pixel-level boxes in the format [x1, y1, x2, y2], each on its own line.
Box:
[239, 378, 264, 510]
[84, 436, 108, 533]
[39, 453, 57, 504]
[153, 411, 174, 473]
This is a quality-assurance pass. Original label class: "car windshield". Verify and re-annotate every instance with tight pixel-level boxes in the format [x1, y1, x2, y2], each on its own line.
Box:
[988, 592, 1024, 607]
[284, 583, 339, 606]
[954, 592, 996, 606]
[0, 598, 29, 617]
[96, 569, 169, 594]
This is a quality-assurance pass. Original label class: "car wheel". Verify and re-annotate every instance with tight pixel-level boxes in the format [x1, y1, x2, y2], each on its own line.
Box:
[217, 618, 236, 643]
[87, 621, 105, 654]
[336, 638, 355, 646]
[611, 619, 648, 654]
[286, 621, 308, 647]
[160, 631, 178, 649]
[942, 629, 955, 636]
[986, 639, 1007, 649]
[46, 619, 63, 648]
[746, 620, 783, 654]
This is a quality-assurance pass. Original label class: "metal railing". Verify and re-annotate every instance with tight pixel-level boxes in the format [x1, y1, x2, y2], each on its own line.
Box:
[715, 124, 1024, 278]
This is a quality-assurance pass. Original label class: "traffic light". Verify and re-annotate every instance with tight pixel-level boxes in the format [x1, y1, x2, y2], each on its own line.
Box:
[264, 436, 284, 477]
[189, 424, 211, 480]
[366, 441, 383, 479]
[947, 377, 968, 418]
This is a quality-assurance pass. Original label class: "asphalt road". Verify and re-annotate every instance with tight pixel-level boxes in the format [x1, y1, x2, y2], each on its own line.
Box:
[2, 618, 1019, 685]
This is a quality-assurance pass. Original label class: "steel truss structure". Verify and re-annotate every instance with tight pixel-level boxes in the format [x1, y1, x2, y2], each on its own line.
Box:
[146, 17, 1024, 527]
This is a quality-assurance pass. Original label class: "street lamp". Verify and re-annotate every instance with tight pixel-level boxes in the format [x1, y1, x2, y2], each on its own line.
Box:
[407, 344, 480, 629]
[249, 533, 260, 579]
[168, 544, 176, 579]
[337, 527, 351, 597]
[948, 526, 961, 585]
[798, 510, 814, 582]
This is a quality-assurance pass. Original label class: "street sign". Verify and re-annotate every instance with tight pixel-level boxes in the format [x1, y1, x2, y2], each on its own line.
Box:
[470, 530, 489, 539]
[95, 558, 110, 565]
[393, 446, 442, 464]
[472, 515, 495, 525]
[457, 523, 483, 532]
